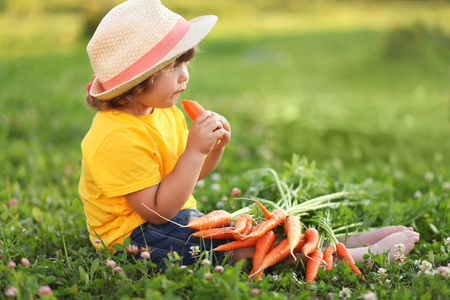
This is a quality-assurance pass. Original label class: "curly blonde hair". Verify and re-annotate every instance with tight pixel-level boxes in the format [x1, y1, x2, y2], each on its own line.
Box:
[86, 46, 198, 111]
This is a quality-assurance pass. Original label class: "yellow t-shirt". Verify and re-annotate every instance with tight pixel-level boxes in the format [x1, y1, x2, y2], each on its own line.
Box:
[79, 107, 197, 252]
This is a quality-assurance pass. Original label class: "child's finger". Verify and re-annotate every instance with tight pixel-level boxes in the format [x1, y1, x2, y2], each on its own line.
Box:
[201, 115, 224, 131]
[194, 110, 214, 123]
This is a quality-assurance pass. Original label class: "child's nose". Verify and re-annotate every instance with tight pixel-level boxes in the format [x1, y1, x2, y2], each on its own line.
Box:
[178, 64, 189, 83]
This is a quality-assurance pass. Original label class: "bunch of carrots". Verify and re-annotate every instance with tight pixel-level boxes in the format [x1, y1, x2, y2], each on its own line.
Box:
[181, 100, 365, 282]
[187, 200, 364, 282]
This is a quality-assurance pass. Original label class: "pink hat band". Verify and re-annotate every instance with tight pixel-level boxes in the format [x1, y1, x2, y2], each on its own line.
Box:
[100, 17, 191, 92]
[86, 0, 217, 100]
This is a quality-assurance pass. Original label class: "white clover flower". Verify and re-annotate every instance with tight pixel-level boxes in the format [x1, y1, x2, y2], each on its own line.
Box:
[362, 291, 378, 300]
[394, 170, 403, 180]
[425, 171, 434, 182]
[436, 266, 450, 279]
[201, 259, 211, 266]
[140, 251, 150, 259]
[189, 246, 200, 257]
[394, 243, 407, 262]
[196, 180, 205, 188]
[216, 201, 225, 210]
[320, 259, 328, 271]
[365, 178, 374, 185]
[419, 260, 433, 273]
[214, 265, 224, 273]
[211, 173, 221, 182]
[395, 244, 405, 253]
[442, 181, 450, 191]
[339, 287, 352, 299]
[414, 191, 423, 199]
[211, 183, 221, 191]
[445, 237, 450, 247]
[377, 268, 387, 279]
[221, 196, 228, 202]
[414, 260, 421, 267]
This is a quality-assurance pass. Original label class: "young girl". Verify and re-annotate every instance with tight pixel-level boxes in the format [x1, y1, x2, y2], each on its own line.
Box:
[80, 0, 419, 268]
[80, 0, 231, 266]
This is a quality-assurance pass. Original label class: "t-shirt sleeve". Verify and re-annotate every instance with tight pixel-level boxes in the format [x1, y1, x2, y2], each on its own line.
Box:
[88, 126, 162, 198]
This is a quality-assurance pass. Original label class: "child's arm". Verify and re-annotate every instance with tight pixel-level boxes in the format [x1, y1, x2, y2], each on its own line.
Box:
[125, 111, 227, 225]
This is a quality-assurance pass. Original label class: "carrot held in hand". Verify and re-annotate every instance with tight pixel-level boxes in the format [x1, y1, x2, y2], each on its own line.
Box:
[301, 228, 320, 256]
[181, 99, 205, 121]
[249, 230, 276, 280]
[323, 245, 335, 270]
[336, 243, 365, 280]
[305, 249, 324, 282]
[283, 215, 302, 259]
[188, 210, 232, 231]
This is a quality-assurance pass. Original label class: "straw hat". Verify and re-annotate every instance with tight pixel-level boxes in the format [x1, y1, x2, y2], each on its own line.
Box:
[86, 0, 217, 100]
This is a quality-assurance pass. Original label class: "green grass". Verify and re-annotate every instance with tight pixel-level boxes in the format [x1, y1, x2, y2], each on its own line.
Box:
[1, 0, 450, 299]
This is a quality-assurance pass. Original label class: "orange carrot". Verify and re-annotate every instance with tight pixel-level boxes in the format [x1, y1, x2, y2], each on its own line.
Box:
[241, 217, 253, 235]
[187, 210, 232, 231]
[253, 238, 291, 278]
[336, 243, 365, 280]
[250, 199, 272, 220]
[249, 230, 276, 280]
[283, 215, 302, 259]
[244, 209, 287, 239]
[305, 249, 324, 282]
[213, 238, 259, 252]
[293, 234, 307, 253]
[301, 228, 320, 256]
[323, 245, 335, 270]
[181, 100, 205, 121]
[192, 227, 236, 239]
[232, 214, 253, 240]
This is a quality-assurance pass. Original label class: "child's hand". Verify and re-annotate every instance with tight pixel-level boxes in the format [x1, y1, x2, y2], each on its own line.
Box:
[186, 110, 230, 155]
[213, 113, 231, 149]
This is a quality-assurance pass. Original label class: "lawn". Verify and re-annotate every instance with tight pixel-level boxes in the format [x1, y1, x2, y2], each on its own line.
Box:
[1, 0, 449, 299]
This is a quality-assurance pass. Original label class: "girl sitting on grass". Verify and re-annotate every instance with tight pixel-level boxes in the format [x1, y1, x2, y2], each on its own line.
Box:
[79, 0, 419, 268]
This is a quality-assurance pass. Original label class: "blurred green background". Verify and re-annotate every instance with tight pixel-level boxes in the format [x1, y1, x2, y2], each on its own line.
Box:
[1, 0, 449, 205]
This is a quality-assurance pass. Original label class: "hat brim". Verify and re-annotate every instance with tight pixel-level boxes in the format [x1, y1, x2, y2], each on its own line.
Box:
[89, 15, 218, 100]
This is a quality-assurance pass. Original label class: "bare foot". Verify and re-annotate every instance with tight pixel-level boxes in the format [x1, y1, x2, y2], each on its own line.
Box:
[232, 247, 255, 263]
[344, 226, 413, 248]
[371, 229, 420, 262]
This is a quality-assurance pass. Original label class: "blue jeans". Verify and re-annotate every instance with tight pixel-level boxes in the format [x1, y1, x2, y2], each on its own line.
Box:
[125, 209, 228, 267]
